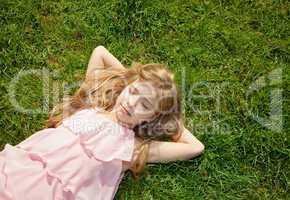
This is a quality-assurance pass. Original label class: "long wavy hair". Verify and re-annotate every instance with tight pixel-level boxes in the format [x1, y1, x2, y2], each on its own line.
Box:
[46, 62, 183, 180]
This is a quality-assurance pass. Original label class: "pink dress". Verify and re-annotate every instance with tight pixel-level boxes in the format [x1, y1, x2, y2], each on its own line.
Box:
[0, 107, 135, 200]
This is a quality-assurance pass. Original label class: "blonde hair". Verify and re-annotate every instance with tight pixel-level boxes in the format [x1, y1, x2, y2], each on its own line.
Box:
[46, 62, 183, 180]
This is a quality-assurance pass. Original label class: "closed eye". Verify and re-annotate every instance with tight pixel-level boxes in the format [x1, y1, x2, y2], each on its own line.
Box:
[142, 102, 149, 109]
[129, 85, 153, 109]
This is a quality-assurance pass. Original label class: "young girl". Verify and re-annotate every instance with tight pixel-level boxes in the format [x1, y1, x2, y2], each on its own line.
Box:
[0, 46, 204, 200]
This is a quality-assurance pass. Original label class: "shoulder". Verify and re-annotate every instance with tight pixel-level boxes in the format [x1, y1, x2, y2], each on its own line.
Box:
[61, 108, 108, 135]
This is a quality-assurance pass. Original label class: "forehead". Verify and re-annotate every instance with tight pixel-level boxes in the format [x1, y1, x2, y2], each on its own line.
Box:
[131, 80, 158, 97]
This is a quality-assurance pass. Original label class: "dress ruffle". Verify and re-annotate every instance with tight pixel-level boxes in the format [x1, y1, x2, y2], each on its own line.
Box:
[0, 144, 74, 200]
[0, 108, 135, 200]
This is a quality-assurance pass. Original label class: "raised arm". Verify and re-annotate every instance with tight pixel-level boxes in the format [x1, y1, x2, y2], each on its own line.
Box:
[147, 126, 205, 163]
[86, 45, 125, 79]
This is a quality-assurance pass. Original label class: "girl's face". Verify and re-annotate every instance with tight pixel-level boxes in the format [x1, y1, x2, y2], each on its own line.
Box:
[113, 80, 159, 128]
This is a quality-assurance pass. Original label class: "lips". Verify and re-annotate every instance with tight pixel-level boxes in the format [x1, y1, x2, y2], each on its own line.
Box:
[120, 103, 131, 116]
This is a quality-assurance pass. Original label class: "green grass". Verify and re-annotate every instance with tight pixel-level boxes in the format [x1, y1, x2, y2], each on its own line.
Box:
[0, 0, 289, 199]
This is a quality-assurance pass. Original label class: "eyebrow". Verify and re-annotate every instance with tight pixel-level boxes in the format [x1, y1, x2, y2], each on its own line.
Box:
[132, 85, 154, 106]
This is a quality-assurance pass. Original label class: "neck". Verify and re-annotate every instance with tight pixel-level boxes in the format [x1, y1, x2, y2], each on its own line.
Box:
[110, 108, 134, 129]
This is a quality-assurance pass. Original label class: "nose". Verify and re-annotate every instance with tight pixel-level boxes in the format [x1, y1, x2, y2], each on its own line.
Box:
[127, 94, 139, 109]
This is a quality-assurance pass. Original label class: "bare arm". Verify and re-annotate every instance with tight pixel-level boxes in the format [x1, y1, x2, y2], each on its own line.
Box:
[86, 45, 125, 79]
[147, 126, 205, 163]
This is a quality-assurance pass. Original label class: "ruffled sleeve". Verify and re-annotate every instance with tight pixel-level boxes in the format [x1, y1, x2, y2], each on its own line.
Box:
[78, 119, 135, 163]
[61, 108, 136, 163]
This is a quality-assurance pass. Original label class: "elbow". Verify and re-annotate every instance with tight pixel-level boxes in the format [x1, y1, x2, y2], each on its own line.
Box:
[95, 45, 106, 51]
[191, 142, 205, 158]
[199, 142, 205, 155]
[93, 45, 106, 54]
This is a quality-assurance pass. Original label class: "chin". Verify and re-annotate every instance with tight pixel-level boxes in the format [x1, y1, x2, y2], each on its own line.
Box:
[116, 109, 129, 122]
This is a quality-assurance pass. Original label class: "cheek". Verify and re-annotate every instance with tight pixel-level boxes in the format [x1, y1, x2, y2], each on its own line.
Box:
[116, 90, 126, 104]
[119, 88, 130, 102]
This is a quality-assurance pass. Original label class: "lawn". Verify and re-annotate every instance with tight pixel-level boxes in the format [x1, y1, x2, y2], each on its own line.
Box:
[0, 0, 289, 199]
